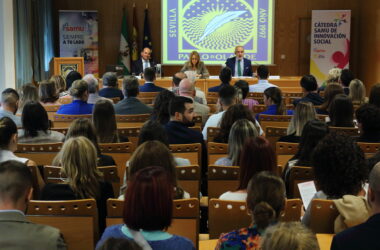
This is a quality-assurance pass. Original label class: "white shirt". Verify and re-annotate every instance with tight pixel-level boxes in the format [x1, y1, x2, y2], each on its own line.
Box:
[249, 79, 278, 93]
[142, 59, 151, 71]
[0, 150, 28, 164]
[219, 191, 247, 201]
[234, 58, 245, 77]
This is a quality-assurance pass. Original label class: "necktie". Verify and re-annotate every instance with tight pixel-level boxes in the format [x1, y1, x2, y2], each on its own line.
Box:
[237, 60, 242, 76]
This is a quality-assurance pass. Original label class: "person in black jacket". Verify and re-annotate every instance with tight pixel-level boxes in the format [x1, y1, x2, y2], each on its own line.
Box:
[293, 75, 324, 107]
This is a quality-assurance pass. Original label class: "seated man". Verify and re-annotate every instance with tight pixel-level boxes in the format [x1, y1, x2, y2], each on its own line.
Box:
[293, 74, 324, 106]
[208, 67, 232, 93]
[114, 76, 153, 115]
[132, 47, 155, 76]
[99, 72, 124, 100]
[249, 65, 278, 92]
[170, 72, 207, 104]
[0, 89, 21, 127]
[0, 160, 66, 249]
[83, 74, 111, 104]
[225, 46, 253, 77]
[139, 67, 165, 92]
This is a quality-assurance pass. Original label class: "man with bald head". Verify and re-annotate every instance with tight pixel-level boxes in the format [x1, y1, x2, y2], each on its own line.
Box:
[170, 72, 207, 104]
[331, 162, 380, 250]
[132, 47, 156, 76]
[179, 78, 209, 125]
[225, 46, 253, 77]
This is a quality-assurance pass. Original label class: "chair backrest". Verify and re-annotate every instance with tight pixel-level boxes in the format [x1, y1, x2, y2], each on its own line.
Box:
[138, 92, 160, 98]
[109, 97, 120, 104]
[106, 198, 200, 248]
[117, 127, 141, 148]
[28, 164, 44, 199]
[27, 199, 98, 250]
[207, 126, 221, 142]
[43, 104, 61, 112]
[169, 143, 201, 166]
[176, 165, 201, 198]
[58, 97, 72, 104]
[247, 92, 264, 103]
[259, 115, 292, 132]
[280, 198, 303, 222]
[208, 142, 228, 165]
[50, 127, 68, 135]
[52, 114, 92, 128]
[357, 142, 380, 158]
[208, 165, 239, 199]
[288, 166, 315, 199]
[207, 92, 219, 98]
[265, 126, 288, 150]
[329, 126, 359, 137]
[206, 97, 218, 104]
[309, 199, 339, 234]
[276, 142, 299, 167]
[208, 104, 218, 114]
[115, 114, 150, 128]
[193, 116, 202, 127]
[138, 97, 155, 105]
[15, 143, 63, 166]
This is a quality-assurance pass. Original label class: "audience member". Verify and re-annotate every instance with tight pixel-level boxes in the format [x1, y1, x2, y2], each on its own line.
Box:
[170, 71, 187, 95]
[56, 80, 93, 115]
[0, 160, 66, 249]
[132, 47, 155, 76]
[328, 94, 355, 127]
[349, 79, 367, 105]
[318, 67, 342, 92]
[234, 80, 259, 109]
[215, 119, 258, 166]
[302, 133, 369, 229]
[256, 87, 293, 120]
[50, 75, 66, 97]
[208, 66, 232, 92]
[39, 80, 60, 105]
[0, 88, 21, 127]
[249, 65, 278, 92]
[339, 69, 354, 95]
[17, 83, 38, 114]
[114, 76, 152, 115]
[355, 104, 380, 142]
[293, 75, 324, 106]
[97, 166, 194, 250]
[219, 137, 277, 201]
[331, 162, 380, 250]
[151, 89, 175, 125]
[279, 102, 316, 143]
[216, 172, 285, 249]
[18, 101, 65, 143]
[83, 74, 111, 104]
[368, 83, 380, 108]
[139, 67, 165, 92]
[180, 51, 210, 79]
[65, 70, 82, 91]
[97, 237, 141, 250]
[317, 83, 344, 115]
[225, 46, 253, 77]
[262, 222, 319, 250]
[41, 136, 114, 232]
[99, 72, 124, 100]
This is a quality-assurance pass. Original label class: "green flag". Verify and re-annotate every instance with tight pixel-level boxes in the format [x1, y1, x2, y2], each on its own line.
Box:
[118, 10, 131, 75]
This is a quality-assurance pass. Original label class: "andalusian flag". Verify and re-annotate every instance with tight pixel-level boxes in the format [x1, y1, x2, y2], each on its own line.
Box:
[131, 5, 138, 61]
[118, 9, 131, 75]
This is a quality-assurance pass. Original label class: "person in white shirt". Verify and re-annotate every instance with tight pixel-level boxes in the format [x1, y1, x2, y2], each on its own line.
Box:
[249, 65, 278, 93]
[132, 47, 156, 76]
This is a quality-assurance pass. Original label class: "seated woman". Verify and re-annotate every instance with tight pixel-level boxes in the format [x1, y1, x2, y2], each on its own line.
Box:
[317, 83, 344, 115]
[56, 79, 93, 115]
[302, 133, 369, 233]
[66, 118, 116, 166]
[40, 136, 114, 232]
[151, 90, 175, 125]
[18, 101, 65, 143]
[279, 102, 316, 143]
[219, 137, 277, 201]
[355, 104, 380, 143]
[39, 80, 60, 105]
[255, 87, 293, 120]
[92, 99, 128, 143]
[17, 83, 38, 115]
[234, 80, 259, 109]
[50, 75, 67, 97]
[97, 166, 194, 250]
[349, 79, 367, 106]
[328, 94, 355, 127]
[216, 172, 286, 249]
[180, 51, 209, 79]
[215, 119, 258, 166]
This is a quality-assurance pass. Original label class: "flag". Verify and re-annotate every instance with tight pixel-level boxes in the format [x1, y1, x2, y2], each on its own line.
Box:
[131, 5, 138, 61]
[118, 9, 131, 75]
[142, 7, 152, 49]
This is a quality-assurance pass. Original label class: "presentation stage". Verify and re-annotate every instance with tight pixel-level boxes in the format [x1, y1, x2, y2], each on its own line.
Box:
[162, 0, 274, 65]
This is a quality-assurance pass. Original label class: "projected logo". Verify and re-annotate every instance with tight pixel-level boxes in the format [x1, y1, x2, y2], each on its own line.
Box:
[182, 0, 254, 51]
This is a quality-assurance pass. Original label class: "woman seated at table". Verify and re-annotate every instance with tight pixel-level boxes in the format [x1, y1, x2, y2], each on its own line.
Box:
[39, 80, 60, 105]
[328, 94, 355, 127]
[180, 51, 209, 79]
[18, 101, 65, 143]
[255, 87, 293, 120]
[97, 166, 194, 250]
[216, 171, 285, 249]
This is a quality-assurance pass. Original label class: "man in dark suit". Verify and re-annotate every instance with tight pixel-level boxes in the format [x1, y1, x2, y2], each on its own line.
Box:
[114, 75, 153, 115]
[139, 67, 165, 92]
[208, 67, 232, 93]
[132, 47, 155, 76]
[225, 46, 253, 77]
[0, 161, 66, 249]
[331, 162, 380, 250]
[98, 72, 124, 100]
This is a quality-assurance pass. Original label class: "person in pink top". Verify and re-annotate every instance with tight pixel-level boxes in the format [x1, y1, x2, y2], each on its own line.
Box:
[234, 80, 259, 109]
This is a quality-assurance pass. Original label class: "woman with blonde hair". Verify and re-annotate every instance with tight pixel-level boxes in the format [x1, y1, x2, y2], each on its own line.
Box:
[39, 80, 60, 105]
[40, 136, 114, 231]
[17, 83, 38, 114]
[50, 75, 66, 97]
[279, 102, 316, 143]
[180, 51, 209, 79]
[349, 79, 367, 105]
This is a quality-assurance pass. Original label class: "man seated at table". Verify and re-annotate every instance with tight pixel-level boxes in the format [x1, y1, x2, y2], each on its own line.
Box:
[225, 46, 253, 77]
[132, 47, 155, 76]
[208, 67, 232, 93]
[249, 65, 278, 93]
[139, 67, 165, 93]
[293, 74, 324, 106]
[0, 160, 66, 249]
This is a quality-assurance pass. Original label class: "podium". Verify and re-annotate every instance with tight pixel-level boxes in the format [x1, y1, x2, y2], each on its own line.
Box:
[51, 57, 84, 77]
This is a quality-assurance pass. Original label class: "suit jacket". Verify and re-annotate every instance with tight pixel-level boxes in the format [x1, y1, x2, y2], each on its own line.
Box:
[98, 88, 124, 100]
[132, 58, 155, 76]
[225, 57, 253, 76]
[139, 82, 166, 92]
[114, 97, 153, 115]
[208, 82, 230, 93]
[0, 211, 66, 250]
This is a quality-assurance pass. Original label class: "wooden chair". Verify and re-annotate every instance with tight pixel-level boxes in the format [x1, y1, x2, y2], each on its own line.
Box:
[169, 143, 201, 166]
[52, 114, 91, 128]
[276, 142, 299, 167]
[58, 97, 72, 105]
[206, 97, 218, 104]
[193, 115, 202, 127]
[176, 165, 201, 198]
[50, 127, 68, 135]
[109, 97, 120, 104]
[207, 92, 219, 98]
[283, 92, 303, 105]
[208, 165, 239, 199]
[208, 142, 228, 165]
[43, 105, 61, 120]
[207, 126, 221, 142]
[115, 114, 150, 127]
[138, 92, 160, 98]
[208, 104, 218, 114]
[27, 199, 98, 250]
[252, 104, 294, 114]
[117, 127, 141, 148]
[28, 164, 44, 199]
[259, 115, 292, 132]
[265, 126, 288, 150]
[288, 166, 315, 199]
[138, 97, 155, 105]
[329, 126, 359, 137]
[357, 142, 380, 158]
[98, 142, 135, 181]
[247, 92, 264, 103]
[281, 198, 303, 222]
[106, 198, 200, 248]
[15, 143, 63, 166]
[309, 199, 339, 233]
